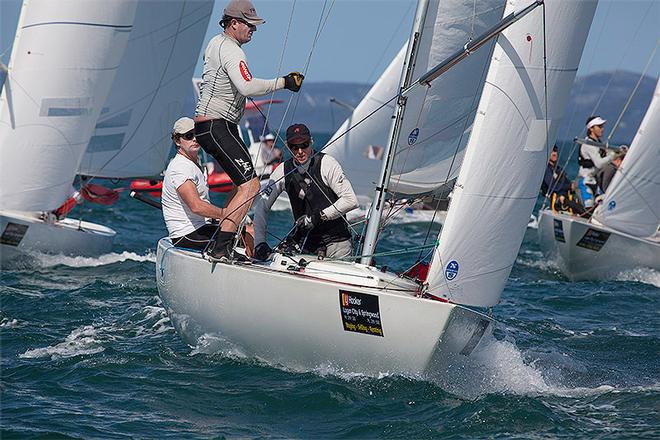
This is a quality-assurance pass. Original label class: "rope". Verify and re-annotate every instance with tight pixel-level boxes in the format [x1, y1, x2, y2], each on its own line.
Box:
[608, 38, 659, 142]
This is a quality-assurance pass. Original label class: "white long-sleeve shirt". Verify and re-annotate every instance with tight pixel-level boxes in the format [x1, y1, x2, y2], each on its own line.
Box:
[196, 33, 284, 124]
[253, 154, 359, 245]
[578, 142, 615, 183]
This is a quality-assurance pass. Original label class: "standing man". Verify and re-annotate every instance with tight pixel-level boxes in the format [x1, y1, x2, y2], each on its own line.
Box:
[577, 116, 615, 208]
[162, 118, 227, 250]
[194, 0, 304, 260]
[253, 124, 359, 260]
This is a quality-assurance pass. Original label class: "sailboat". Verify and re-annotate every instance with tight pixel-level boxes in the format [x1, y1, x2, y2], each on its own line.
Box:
[0, 0, 137, 264]
[537, 78, 660, 280]
[0, 0, 213, 265]
[156, 0, 597, 374]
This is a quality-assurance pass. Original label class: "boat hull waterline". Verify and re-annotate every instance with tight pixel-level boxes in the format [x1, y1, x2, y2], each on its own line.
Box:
[156, 239, 493, 375]
[537, 209, 660, 280]
[0, 210, 116, 264]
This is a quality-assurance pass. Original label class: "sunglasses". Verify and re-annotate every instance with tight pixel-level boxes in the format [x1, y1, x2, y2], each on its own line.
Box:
[289, 141, 310, 150]
[178, 130, 195, 141]
[236, 18, 256, 29]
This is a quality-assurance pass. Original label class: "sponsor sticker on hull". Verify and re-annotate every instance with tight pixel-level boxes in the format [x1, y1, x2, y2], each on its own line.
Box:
[576, 228, 610, 251]
[339, 290, 383, 337]
[553, 219, 565, 242]
[1, 222, 29, 246]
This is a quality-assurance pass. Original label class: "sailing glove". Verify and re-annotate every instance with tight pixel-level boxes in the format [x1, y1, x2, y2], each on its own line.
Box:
[283, 72, 305, 92]
[296, 212, 322, 230]
[254, 242, 272, 261]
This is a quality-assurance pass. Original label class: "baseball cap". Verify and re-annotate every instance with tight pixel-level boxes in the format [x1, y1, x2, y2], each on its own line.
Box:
[286, 124, 311, 144]
[586, 116, 606, 130]
[223, 0, 265, 26]
[172, 117, 194, 135]
[263, 133, 275, 141]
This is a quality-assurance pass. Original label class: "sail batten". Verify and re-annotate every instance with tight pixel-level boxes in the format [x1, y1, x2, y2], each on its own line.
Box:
[593, 79, 660, 237]
[0, 0, 137, 212]
[78, 0, 213, 179]
[426, 0, 598, 307]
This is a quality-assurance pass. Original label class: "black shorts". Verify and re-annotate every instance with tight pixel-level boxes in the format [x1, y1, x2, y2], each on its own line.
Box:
[194, 119, 256, 185]
[172, 224, 217, 251]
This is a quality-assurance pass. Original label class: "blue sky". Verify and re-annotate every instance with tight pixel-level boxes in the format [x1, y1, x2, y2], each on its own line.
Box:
[2, 0, 659, 83]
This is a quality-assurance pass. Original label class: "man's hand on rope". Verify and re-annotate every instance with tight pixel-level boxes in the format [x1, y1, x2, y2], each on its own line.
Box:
[283, 72, 305, 92]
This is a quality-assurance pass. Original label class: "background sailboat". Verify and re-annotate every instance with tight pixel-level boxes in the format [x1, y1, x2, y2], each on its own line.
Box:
[0, 0, 137, 264]
[156, 0, 597, 374]
[538, 78, 660, 280]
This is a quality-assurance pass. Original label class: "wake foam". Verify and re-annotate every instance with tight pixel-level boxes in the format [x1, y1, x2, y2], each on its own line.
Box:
[20, 325, 107, 360]
[516, 249, 561, 272]
[615, 267, 660, 288]
[35, 251, 156, 268]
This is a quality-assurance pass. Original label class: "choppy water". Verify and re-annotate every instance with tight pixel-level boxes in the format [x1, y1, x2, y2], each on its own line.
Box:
[2, 189, 658, 439]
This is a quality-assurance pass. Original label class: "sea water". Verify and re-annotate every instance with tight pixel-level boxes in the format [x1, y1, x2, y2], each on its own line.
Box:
[1, 171, 658, 439]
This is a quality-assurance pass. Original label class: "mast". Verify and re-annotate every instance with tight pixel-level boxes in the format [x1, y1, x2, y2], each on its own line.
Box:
[360, 0, 543, 265]
[360, 0, 430, 264]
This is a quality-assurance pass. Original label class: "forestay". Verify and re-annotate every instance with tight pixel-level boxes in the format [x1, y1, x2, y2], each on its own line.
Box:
[0, 0, 136, 212]
[324, 45, 406, 204]
[427, 0, 598, 307]
[388, 0, 506, 196]
[78, 0, 213, 179]
[593, 79, 660, 238]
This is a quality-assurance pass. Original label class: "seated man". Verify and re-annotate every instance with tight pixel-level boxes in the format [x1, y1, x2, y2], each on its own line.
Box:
[541, 145, 584, 215]
[253, 123, 359, 260]
[251, 133, 282, 178]
[162, 117, 226, 251]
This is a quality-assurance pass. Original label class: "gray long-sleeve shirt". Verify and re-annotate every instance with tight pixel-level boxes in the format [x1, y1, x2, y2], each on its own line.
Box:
[253, 154, 359, 246]
[195, 33, 284, 124]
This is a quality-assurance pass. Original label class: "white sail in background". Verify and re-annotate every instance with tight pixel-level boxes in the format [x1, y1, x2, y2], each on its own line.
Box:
[0, 0, 137, 212]
[324, 45, 405, 204]
[388, 0, 506, 196]
[78, 0, 213, 179]
[426, 0, 598, 307]
[593, 79, 660, 237]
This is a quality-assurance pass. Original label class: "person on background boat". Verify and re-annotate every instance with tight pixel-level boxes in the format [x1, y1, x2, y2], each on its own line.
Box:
[253, 124, 359, 261]
[577, 116, 615, 209]
[598, 148, 626, 193]
[162, 117, 227, 251]
[250, 133, 281, 177]
[194, 0, 304, 261]
[541, 145, 585, 215]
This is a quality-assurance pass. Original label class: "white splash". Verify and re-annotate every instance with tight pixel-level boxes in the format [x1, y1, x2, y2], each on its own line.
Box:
[1, 317, 20, 328]
[516, 249, 562, 272]
[615, 267, 660, 288]
[20, 325, 106, 360]
[35, 251, 156, 268]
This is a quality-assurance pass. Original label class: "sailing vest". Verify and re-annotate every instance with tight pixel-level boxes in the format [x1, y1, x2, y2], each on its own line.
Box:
[577, 137, 606, 168]
[284, 154, 352, 251]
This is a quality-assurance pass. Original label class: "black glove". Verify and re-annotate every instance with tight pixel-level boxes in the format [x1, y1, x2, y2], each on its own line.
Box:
[254, 242, 273, 261]
[295, 212, 322, 230]
[283, 72, 304, 92]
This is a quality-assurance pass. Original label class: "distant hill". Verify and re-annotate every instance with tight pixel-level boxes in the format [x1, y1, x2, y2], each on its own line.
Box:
[259, 71, 656, 144]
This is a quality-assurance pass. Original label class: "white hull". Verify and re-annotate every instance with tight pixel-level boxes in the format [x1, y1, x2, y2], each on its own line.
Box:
[537, 209, 660, 280]
[156, 238, 493, 375]
[0, 210, 116, 265]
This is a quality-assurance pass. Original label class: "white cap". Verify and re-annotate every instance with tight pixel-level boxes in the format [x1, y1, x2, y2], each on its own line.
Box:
[586, 116, 606, 130]
[263, 133, 275, 141]
[172, 117, 194, 135]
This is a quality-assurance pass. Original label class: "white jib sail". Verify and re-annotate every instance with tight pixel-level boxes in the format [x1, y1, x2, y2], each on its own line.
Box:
[0, 0, 136, 212]
[593, 78, 660, 238]
[426, 0, 598, 307]
[388, 0, 506, 196]
[78, 0, 213, 179]
[324, 45, 406, 205]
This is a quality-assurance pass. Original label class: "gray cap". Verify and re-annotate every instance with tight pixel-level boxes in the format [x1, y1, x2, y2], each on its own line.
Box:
[172, 117, 194, 135]
[224, 0, 265, 26]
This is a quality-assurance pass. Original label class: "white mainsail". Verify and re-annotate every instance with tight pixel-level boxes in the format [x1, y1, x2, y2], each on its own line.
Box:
[388, 0, 506, 196]
[324, 44, 405, 205]
[0, 0, 136, 212]
[77, 0, 213, 179]
[426, 0, 598, 307]
[593, 78, 660, 238]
